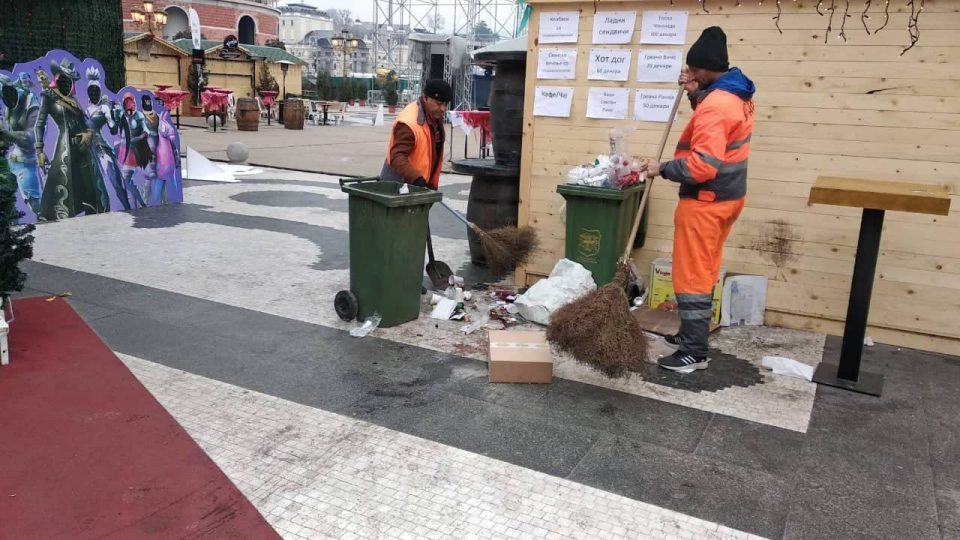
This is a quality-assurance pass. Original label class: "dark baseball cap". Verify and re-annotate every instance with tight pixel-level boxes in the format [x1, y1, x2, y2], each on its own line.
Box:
[423, 79, 452, 103]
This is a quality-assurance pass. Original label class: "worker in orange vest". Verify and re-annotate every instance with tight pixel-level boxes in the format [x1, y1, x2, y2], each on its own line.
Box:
[641, 27, 756, 372]
[380, 79, 451, 190]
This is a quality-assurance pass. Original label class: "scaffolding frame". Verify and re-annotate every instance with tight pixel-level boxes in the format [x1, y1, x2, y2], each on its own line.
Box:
[373, 0, 520, 109]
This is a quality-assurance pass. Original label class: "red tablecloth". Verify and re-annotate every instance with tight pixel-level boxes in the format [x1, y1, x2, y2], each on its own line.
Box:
[201, 89, 231, 113]
[454, 111, 492, 142]
[155, 89, 190, 112]
[258, 90, 279, 109]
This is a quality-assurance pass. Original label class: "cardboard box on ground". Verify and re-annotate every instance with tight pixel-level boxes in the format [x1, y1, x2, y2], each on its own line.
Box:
[488, 330, 554, 384]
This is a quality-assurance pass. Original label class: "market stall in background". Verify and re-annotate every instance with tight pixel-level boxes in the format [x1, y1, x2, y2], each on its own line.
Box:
[516, 0, 960, 355]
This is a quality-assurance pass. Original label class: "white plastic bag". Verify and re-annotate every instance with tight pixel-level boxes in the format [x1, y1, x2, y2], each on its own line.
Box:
[514, 259, 597, 325]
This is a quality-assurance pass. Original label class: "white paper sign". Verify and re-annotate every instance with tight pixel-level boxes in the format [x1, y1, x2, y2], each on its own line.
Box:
[537, 48, 578, 80]
[634, 89, 679, 122]
[592, 11, 636, 44]
[539, 12, 580, 44]
[533, 86, 575, 117]
[640, 11, 689, 44]
[637, 50, 683, 82]
[587, 88, 629, 120]
[588, 48, 632, 81]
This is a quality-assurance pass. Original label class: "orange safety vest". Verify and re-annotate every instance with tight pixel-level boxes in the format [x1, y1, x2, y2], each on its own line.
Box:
[382, 100, 442, 190]
[671, 89, 754, 203]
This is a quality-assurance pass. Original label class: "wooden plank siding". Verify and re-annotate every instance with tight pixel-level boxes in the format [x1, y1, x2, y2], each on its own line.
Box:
[518, 0, 960, 355]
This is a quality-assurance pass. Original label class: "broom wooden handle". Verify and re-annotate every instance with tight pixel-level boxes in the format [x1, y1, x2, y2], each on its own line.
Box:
[620, 89, 685, 262]
[439, 200, 482, 233]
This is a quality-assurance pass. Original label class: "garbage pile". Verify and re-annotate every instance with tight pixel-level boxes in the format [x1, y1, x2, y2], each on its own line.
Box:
[565, 129, 646, 190]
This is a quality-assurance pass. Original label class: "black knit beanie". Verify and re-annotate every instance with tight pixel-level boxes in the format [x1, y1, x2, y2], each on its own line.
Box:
[423, 79, 453, 103]
[686, 26, 729, 72]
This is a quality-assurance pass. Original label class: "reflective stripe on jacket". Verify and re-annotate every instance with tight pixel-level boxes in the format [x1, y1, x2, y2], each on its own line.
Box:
[663, 87, 754, 203]
[380, 100, 442, 190]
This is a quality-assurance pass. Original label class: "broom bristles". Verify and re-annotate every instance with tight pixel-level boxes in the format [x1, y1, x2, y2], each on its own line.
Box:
[475, 225, 539, 277]
[546, 264, 649, 378]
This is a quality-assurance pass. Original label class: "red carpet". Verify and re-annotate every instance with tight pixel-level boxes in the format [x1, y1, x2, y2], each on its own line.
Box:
[0, 297, 280, 539]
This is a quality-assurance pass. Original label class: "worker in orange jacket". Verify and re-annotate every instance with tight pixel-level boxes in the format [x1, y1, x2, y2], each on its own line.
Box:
[642, 26, 755, 372]
[380, 79, 451, 190]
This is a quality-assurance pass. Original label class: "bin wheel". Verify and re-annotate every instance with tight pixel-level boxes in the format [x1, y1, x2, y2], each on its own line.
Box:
[335, 290, 359, 321]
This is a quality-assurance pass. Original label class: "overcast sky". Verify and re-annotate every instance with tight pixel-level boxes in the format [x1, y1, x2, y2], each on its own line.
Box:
[277, 0, 519, 36]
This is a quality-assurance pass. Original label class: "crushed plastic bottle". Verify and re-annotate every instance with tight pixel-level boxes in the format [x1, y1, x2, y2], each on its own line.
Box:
[350, 313, 382, 337]
[461, 310, 490, 335]
[399, 183, 410, 194]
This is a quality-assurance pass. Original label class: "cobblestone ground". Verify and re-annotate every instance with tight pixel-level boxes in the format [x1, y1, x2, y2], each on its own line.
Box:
[123, 354, 761, 540]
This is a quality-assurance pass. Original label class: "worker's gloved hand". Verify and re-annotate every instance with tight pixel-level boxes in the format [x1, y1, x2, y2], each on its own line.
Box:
[640, 158, 661, 178]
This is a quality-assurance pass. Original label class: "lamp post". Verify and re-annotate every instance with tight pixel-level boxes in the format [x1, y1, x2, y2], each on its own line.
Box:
[130, 0, 168, 36]
[331, 29, 359, 100]
[277, 60, 293, 100]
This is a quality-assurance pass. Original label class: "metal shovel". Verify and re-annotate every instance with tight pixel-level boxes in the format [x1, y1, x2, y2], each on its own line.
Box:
[425, 225, 453, 289]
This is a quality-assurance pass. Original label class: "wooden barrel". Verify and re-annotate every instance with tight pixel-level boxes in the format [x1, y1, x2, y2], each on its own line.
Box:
[235, 98, 260, 131]
[466, 171, 520, 266]
[489, 60, 525, 168]
[283, 99, 304, 130]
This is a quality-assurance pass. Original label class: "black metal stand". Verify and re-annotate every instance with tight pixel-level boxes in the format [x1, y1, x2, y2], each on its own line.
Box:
[812, 208, 886, 396]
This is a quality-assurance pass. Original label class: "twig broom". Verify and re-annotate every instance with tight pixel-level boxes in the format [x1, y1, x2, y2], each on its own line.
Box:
[439, 200, 539, 277]
[546, 90, 685, 377]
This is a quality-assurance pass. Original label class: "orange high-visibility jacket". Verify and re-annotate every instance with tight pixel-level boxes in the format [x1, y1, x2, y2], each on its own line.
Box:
[662, 71, 755, 203]
[381, 100, 442, 190]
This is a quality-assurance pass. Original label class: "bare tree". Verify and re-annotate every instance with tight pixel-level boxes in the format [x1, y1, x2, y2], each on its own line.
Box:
[330, 9, 353, 31]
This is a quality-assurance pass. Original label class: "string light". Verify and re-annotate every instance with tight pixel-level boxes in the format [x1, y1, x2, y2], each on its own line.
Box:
[773, 0, 783, 34]
[875, 0, 891, 33]
[699, 0, 710, 13]
[901, 0, 925, 55]
[816, 0, 824, 16]
[824, 0, 836, 43]
[839, 0, 851, 42]
[861, 0, 872, 34]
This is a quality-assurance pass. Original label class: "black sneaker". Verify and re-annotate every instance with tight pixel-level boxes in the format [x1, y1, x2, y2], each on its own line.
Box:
[658, 350, 709, 371]
[664, 334, 682, 347]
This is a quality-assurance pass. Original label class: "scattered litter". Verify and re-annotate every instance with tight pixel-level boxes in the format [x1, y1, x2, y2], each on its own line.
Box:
[864, 336, 875, 346]
[761, 356, 815, 382]
[399, 183, 410, 194]
[463, 291, 473, 301]
[431, 298, 458, 320]
[350, 313, 381, 338]
[492, 290, 518, 303]
[429, 293, 443, 305]
[514, 259, 596, 325]
[449, 275, 464, 287]
[461, 310, 490, 334]
[46, 292, 72, 301]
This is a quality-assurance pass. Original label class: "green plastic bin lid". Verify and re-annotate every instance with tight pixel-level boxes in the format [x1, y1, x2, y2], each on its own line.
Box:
[557, 183, 644, 200]
[340, 177, 443, 207]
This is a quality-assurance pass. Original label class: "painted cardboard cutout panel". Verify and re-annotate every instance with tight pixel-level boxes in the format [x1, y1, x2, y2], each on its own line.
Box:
[0, 50, 183, 224]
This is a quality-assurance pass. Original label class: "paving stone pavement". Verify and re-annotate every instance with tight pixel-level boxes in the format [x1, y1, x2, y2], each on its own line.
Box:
[28, 168, 819, 433]
[121, 353, 763, 540]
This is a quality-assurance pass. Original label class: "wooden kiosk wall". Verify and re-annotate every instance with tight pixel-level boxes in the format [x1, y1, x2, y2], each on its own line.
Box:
[517, 0, 960, 354]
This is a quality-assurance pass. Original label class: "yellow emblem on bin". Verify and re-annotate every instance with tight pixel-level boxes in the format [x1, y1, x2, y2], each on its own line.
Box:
[577, 229, 601, 262]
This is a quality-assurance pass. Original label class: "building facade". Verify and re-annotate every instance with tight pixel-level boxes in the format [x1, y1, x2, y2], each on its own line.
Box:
[121, 0, 280, 45]
[279, 2, 333, 44]
[290, 31, 372, 78]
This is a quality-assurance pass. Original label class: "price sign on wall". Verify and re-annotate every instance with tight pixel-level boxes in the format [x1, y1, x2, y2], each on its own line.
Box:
[537, 48, 578, 80]
[640, 11, 689, 44]
[635, 89, 680, 122]
[593, 11, 637, 44]
[636, 50, 682, 82]
[587, 87, 629, 120]
[534, 86, 575, 117]
[588, 48, 632, 81]
[539, 12, 580, 44]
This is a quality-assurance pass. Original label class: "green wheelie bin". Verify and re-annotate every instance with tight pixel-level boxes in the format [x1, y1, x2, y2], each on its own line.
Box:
[556, 183, 649, 286]
[335, 177, 442, 328]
